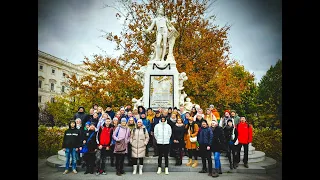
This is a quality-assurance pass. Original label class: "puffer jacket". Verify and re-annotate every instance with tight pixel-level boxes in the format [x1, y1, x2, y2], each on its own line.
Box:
[130, 125, 150, 158]
[154, 119, 172, 144]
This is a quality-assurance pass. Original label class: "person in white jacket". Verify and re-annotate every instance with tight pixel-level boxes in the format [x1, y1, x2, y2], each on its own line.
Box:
[154, 116, 172, 175]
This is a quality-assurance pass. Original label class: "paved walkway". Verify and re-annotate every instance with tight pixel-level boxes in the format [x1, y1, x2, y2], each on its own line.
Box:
[38, 158, 282, 180]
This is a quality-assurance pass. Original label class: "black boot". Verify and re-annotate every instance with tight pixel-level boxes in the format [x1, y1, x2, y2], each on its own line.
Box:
[116, 170, 122, 176]
[211, 168, 219, 177]
[84, 167, 89, 174]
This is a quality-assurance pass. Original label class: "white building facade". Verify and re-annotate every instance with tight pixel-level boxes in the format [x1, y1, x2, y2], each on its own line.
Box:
[38, 50, 89, 108]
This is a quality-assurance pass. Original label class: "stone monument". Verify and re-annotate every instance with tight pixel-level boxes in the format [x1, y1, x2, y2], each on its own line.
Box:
[132, 5, 192, 109]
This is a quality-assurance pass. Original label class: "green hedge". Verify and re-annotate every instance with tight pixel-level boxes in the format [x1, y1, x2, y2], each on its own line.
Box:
[252, 127, 282, 161]
[38, 126, 282, 161]
[38, 125, 67, 158]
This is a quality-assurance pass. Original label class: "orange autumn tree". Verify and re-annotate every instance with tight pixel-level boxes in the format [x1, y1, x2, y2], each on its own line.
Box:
[67, 55, 143, 108]
[101, 0, 254, 109]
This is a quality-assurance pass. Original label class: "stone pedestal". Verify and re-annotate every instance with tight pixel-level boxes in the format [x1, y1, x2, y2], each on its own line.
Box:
[142, 60, 179, 109]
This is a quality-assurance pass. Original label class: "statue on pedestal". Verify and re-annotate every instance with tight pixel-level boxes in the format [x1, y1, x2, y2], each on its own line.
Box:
[144, 5, 179, 61]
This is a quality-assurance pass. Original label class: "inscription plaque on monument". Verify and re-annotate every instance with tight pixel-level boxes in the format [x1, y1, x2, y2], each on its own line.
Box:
[149, 75, 174, 108]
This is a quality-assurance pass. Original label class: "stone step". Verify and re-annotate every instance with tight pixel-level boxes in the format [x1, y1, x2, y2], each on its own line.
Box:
[47, 155, 276, 174]
[147, 146, 256, 154]
[57, 149, 265, 164]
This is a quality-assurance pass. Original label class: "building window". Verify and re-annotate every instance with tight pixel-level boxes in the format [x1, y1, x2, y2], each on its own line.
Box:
[39, 65, 43, 70]
[51, 83, 54, 91]
[38, 96, 41, 103]
[61, 86, 65, 93]
[52, 69, 55, 74]
[38, 80, 42, 88]
[50, 97, 55, 103]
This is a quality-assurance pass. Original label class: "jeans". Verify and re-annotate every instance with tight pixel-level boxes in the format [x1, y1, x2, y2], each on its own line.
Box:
[213, 151, 221, 169]
[65, 148, 77, 170]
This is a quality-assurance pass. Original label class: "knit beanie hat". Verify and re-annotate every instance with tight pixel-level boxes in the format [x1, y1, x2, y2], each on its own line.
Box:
[121, 118, 127, 123]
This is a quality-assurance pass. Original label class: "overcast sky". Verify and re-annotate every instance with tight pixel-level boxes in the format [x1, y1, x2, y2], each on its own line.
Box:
[38, 0, 282, 83]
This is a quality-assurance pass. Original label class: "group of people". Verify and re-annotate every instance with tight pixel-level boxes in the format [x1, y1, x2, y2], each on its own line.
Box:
[62, 103, 253, 177]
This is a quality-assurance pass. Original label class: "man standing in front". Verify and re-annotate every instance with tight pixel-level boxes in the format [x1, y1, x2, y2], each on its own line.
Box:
[235, 116, 253, 168]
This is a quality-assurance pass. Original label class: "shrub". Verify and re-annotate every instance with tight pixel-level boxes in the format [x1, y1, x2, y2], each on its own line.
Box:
[38, 125, 67, 158]
[252, 127, 282, 161]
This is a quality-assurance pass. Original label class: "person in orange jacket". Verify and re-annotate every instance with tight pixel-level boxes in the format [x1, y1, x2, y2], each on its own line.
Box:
[209, 105, 220, 124]
[234, 116, 253, 168]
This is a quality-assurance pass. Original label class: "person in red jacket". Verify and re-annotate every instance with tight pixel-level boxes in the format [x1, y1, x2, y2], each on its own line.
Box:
[95, 118, 114, 175]
[235, 116, 253, 168]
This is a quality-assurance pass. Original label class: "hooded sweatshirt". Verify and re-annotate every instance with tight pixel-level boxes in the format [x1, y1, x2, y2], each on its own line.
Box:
[62, 121, 81, 149]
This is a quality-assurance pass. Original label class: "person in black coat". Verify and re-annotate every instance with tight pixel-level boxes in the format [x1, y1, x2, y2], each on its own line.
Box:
[74, 106, 89, 128]
[223, 119, 238, 169]
[210, 119, 226, 176]
[197, 120, 213, 176]
[81, 122, 97, 174]
[172, 117, 185, 165]
[62, 120, 81, 174]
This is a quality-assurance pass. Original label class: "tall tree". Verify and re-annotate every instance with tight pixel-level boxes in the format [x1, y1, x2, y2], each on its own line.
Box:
[257, 59, 282, 129]
[67, 56, 143, 108]
[102, 0, 254, 108]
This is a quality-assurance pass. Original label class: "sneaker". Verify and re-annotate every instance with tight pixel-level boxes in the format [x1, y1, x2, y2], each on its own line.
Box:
[95, 172, 100, 176]
[102, 171, 107, 175]
[63, 170, 68, 174]
[72, 169, 77, 174]
[164, 167, 169, 175]
[244, 164, 249, 168]
[157, 167, 162, 174]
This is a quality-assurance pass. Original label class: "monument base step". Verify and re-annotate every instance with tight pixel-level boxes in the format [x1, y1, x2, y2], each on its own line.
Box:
[57, 149, 266, 164]
[47, 155, 276, 174]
